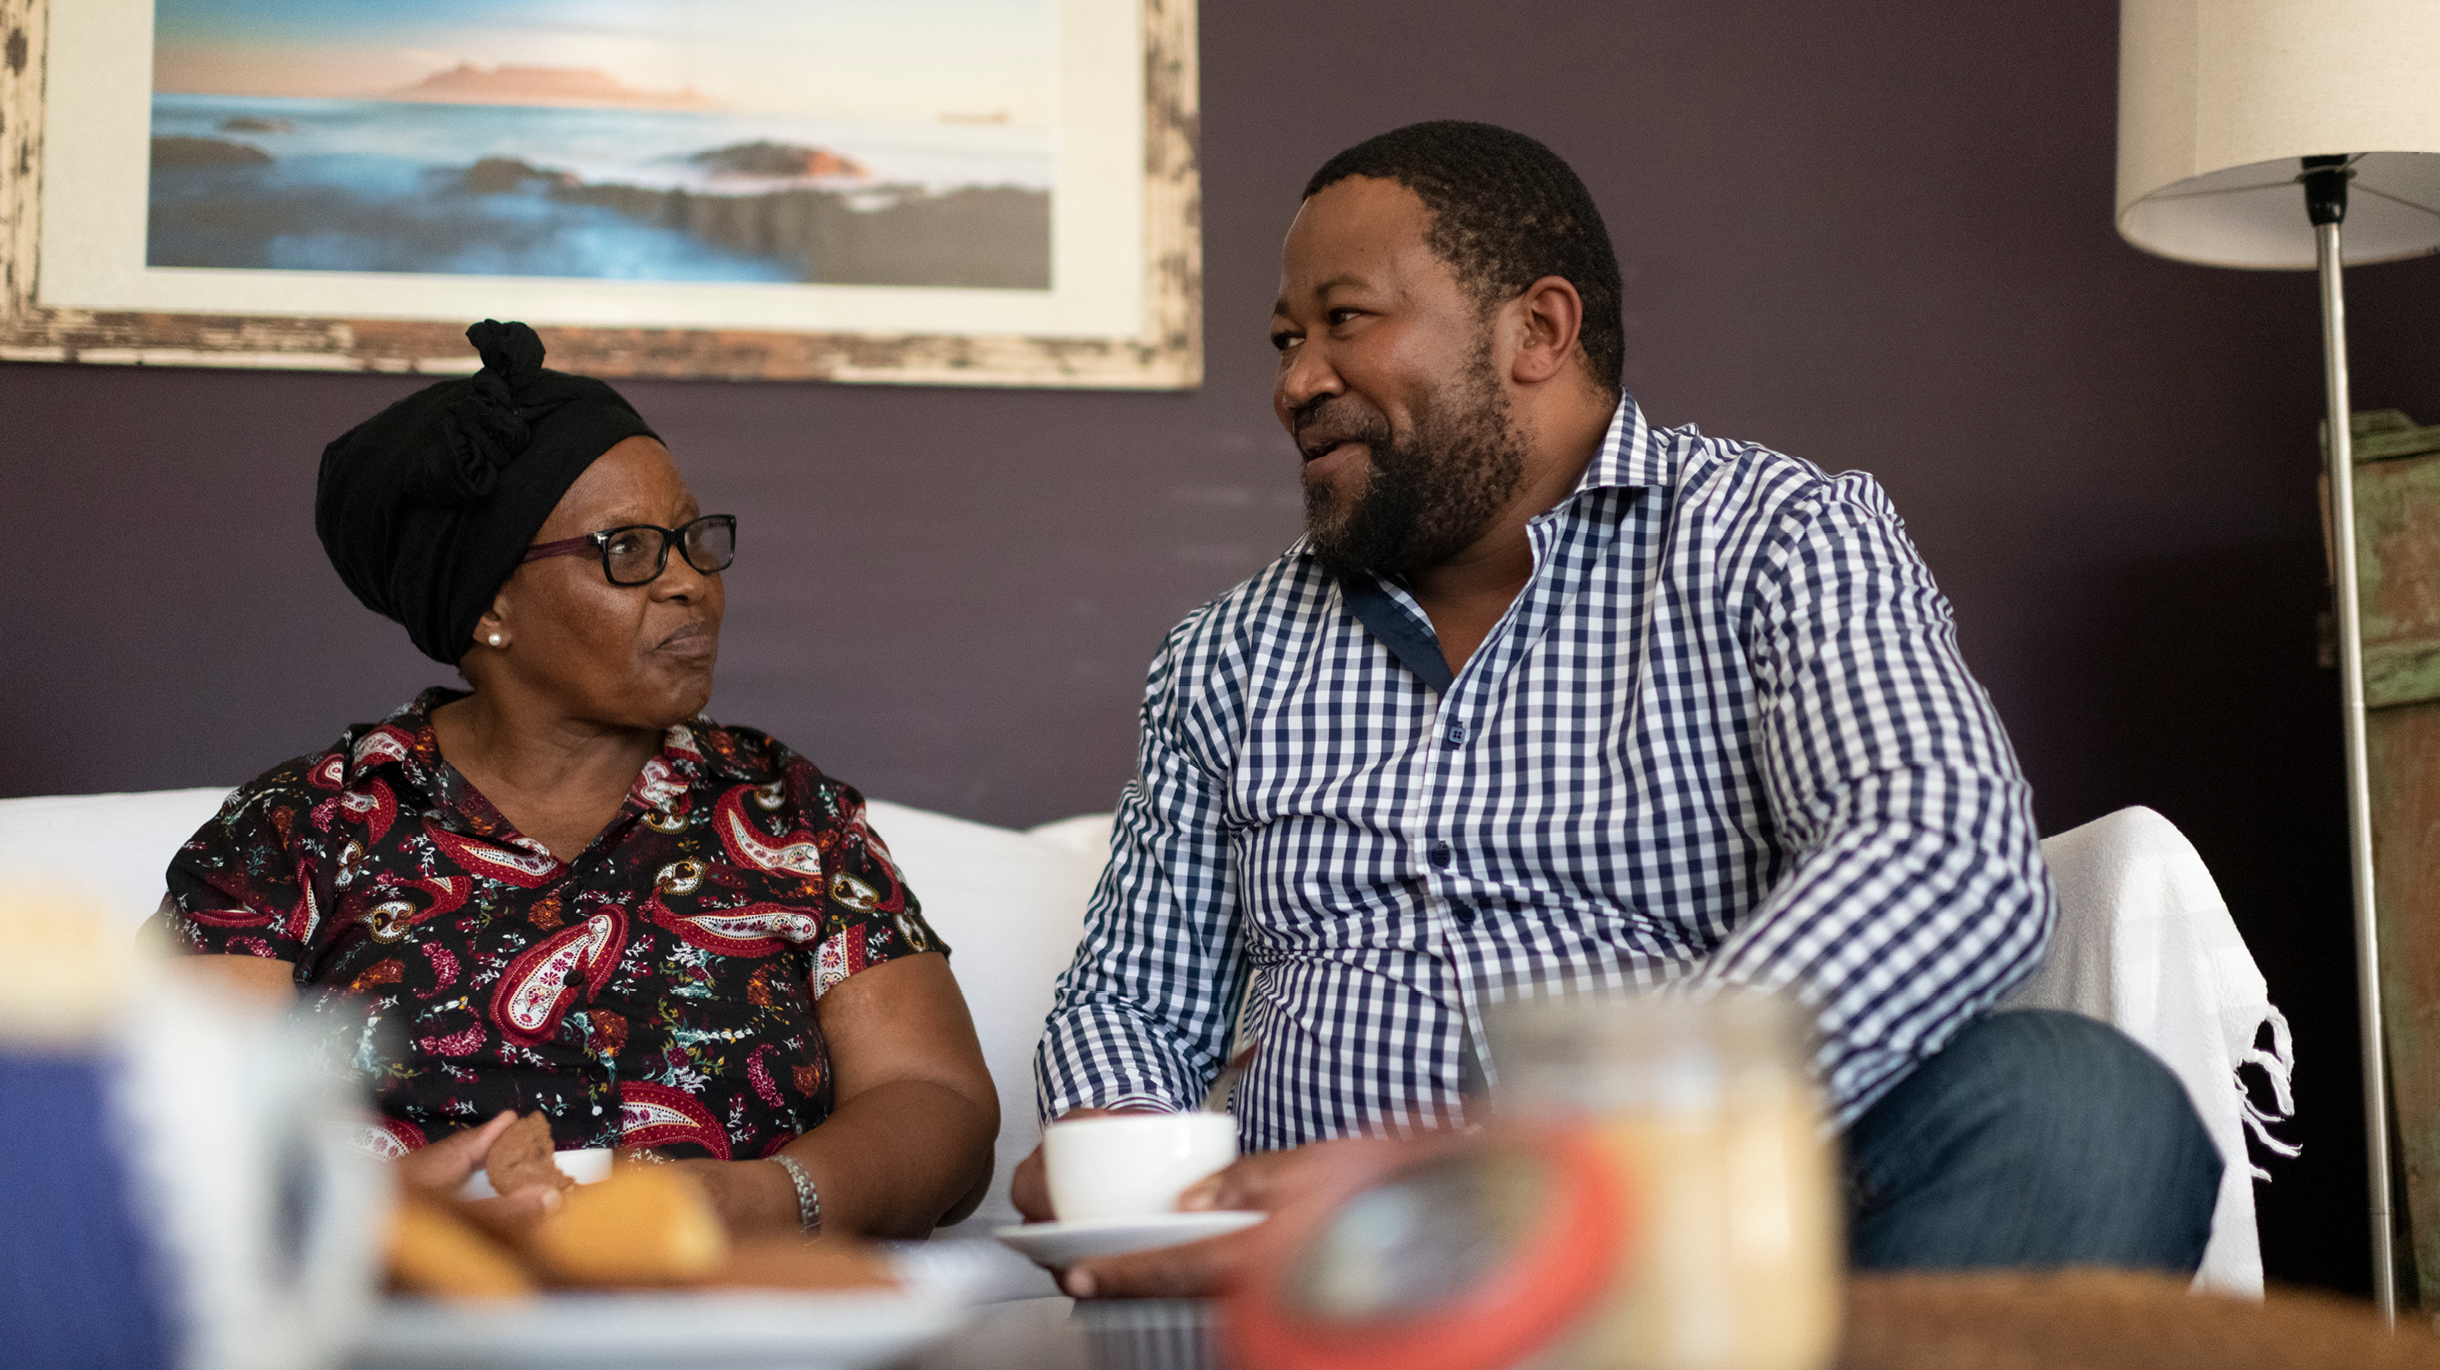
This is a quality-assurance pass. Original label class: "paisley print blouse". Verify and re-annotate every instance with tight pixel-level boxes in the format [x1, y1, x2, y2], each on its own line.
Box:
[162, 689, 946, 1159]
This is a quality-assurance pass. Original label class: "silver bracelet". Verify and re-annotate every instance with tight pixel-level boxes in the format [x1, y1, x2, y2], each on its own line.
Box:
[770, 1153, 822, 1236]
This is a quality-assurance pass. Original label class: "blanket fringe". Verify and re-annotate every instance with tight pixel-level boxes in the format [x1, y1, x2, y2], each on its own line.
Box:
[2238, 1004, 2300, 1179]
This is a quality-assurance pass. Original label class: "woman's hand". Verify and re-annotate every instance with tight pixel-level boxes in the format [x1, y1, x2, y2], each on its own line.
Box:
[395, 1111, 563, 1228]
[396, 1111, 517, 1194]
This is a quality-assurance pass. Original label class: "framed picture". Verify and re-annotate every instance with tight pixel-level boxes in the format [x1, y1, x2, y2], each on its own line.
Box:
[0, 0, 1199, 387]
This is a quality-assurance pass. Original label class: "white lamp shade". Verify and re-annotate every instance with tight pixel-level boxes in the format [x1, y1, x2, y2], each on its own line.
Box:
[2117, 0, 2440, 269]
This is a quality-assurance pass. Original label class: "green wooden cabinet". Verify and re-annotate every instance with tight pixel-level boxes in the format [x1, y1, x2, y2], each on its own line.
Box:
[2348, 409, 2440, 1310]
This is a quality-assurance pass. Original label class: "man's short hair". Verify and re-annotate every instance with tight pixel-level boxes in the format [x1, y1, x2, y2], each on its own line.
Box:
[1304, 122, 1624, 398]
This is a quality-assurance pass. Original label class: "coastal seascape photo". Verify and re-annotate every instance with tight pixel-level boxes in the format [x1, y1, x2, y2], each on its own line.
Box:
[146, 0, 1056, 289]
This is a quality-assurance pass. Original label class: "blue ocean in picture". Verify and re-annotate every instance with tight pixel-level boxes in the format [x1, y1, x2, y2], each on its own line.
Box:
[147, 93, 1055, 288]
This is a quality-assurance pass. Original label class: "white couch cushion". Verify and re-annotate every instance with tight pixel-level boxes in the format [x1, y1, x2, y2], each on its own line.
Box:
[860, 801, 1108, 1238]
[0, 787, 235, 932]
[0, 787, 1111, 1246]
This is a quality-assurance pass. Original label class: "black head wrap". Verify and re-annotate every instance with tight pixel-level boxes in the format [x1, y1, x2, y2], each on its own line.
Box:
[315, 321, 660, 662]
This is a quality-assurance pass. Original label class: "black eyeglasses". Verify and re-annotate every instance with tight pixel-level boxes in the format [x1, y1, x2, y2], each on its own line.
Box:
[522, 515, 737, 587]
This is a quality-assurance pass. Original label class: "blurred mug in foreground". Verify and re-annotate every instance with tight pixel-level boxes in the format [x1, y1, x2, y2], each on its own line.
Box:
[1042, 1111, 1237, 1222]
[1490, 988, 1842, 1370]
[0, 891, 384, 1370]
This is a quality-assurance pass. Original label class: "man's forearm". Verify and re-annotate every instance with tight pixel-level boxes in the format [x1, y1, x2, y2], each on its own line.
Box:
[1697, 794, 2053, 1124]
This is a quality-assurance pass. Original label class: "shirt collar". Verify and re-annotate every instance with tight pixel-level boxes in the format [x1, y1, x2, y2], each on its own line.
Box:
[1563, 391, 1672, 501]
[342, 689, 458, 805]
[344, 689, 755, 826]
[679, 718, 764, 786]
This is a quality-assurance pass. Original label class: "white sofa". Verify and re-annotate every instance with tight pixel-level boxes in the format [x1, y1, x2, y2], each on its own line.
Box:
[0, 790, 2290, 1293]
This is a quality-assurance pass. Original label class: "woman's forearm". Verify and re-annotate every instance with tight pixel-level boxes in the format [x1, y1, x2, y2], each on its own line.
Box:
[689, 1077, 995, 1240]
[781, 1077, 996, 1238]
[681, 952, 999, 1240]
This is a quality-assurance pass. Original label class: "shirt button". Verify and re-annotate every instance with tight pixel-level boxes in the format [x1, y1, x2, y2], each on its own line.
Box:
[1451, 900, 1477, 926]
[1427, 841, 1453, 869]
[592, 1104, 604, 1115]
[1444, 721, 1468, 749]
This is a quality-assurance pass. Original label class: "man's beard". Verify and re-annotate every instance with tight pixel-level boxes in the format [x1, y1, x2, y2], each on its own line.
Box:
[1300, 352, 1528, 580]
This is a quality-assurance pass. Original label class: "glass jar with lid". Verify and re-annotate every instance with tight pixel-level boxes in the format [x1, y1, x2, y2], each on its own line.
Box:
[1485, 989, 1842, 1370]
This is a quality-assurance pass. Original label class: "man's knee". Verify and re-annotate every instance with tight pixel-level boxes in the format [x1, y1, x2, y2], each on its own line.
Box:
[1848, 1009, 2222, 1272]
[1960, 1010, 2214, 1161]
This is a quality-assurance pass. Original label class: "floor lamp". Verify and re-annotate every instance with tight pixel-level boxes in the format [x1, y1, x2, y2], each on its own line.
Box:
[2114, 0, 2440, 1321]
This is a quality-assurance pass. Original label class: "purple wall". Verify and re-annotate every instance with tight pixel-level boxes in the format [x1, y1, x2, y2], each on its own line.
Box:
[7, 0, 2438, 1295]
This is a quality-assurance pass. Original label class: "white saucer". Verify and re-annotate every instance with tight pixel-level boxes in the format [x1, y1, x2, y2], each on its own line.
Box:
[993, 1210, 1266, 1265]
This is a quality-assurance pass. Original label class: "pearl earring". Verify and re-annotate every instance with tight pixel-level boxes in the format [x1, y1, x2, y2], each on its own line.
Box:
[488, 633, 504, 647]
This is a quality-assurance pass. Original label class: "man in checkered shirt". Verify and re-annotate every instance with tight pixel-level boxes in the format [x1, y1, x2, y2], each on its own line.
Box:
[1019, 122, 2219, 1294]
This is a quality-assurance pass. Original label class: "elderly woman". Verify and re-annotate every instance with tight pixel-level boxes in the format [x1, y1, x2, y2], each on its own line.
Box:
[160, 321, 996, 1239]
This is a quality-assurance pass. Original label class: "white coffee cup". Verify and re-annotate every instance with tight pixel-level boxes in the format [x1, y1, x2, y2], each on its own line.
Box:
[1043, 1112, 1238, 1223]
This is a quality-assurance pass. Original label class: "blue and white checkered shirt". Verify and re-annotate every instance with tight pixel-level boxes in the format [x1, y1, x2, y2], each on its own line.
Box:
[1035, 397, 2054, 1147]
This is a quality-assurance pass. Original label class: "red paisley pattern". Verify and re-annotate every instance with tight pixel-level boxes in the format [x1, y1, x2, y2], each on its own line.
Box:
[748, 1044, 787, 1109]
[179, 904, 277, 928]
[424, 822, 561, 887]
[418, 1025, 486, 1057]
[712, 785, 829, 880]
[418, 942, 461, 996]
[618, 1080, 733, 1159]
[309, 753, 346, 791]
[281, 860, 324, 944]
[358, 1116, 426, 1159]
[489, 909, 627, 1045]
[338, 781, 398, 844]
[164, 688, 943, 1159]
[354, 874, 468, 944]
[645, 889, 824, 957]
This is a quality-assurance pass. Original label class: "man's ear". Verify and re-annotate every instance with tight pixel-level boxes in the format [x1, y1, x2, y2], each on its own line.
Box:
[1508, 275, 1585, 387]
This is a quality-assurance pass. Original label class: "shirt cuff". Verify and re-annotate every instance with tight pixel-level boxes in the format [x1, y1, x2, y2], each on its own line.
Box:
[1037, 1087, 1191, 1125]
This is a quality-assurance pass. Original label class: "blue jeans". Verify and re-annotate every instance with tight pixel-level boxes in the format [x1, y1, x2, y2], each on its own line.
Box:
[1843, 1008, 2221, 1273]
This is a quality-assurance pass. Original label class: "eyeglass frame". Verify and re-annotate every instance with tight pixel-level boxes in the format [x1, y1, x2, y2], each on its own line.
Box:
[521, 514, 738, 587]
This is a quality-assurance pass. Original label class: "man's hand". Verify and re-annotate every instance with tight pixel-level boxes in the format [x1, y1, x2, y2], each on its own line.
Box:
[1055, 1136, 1416, 1299]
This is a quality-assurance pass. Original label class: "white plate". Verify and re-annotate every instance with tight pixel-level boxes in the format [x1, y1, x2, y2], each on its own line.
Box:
[350, 1289, 965, 1370]
[993, 1210, 1266, 1265]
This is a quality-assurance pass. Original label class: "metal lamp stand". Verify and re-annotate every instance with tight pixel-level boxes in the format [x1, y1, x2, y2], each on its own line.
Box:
[2304, 153, 2398, 1325]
